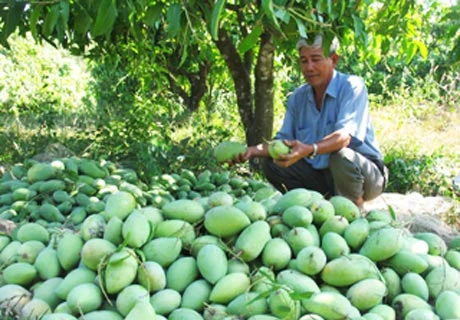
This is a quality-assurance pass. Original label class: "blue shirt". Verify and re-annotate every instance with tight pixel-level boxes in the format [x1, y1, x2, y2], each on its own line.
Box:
[275, 70, 382, 169]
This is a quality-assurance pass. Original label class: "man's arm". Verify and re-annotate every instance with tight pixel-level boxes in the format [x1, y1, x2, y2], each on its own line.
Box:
[229, 143, 270, 165]
[275, 129, 351, 167]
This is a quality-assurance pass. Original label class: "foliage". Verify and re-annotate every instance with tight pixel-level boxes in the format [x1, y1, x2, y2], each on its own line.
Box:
[337, 1, 459, 99]
[0, 33, 92, 120]
[0, 0, 438, 152]
[385, 148, 459, 199]
[0, 33, 95, 165]
[0, 0, 429, 58]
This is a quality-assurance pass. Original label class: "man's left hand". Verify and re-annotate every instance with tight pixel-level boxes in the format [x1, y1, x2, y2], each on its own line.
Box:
[274, 140, 309, 167]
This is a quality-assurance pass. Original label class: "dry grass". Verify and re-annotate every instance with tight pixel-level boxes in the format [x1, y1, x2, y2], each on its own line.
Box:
[372, 103, 460, 158]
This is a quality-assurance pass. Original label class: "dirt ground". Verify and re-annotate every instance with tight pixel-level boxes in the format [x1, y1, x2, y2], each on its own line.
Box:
[365, 191, 459, 242]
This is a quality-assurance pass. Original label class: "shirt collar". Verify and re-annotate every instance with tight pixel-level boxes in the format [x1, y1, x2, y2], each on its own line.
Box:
[305, 70, 339, 100]
[325, 70, 339, 99]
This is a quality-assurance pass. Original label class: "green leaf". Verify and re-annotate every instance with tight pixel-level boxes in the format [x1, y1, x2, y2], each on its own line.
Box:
[166, 3, 182, 38]
[389, 205, 397, 221]
[352, 14, 366, 45]
[29, 5, 43, 40]
[0, 1, 25, 45]
[316, 0, 329, 14]
[210, 0, 226, 40]
[405, 41, 417, 64]
[274, 8, 290, 24]
[74, 9, 93, 35]
[238, 25, 263, 54]
[60, 0, 70, 25]
[143, 3, 163, 28]
[262, 0, 282, 32]
[290, 291, 315, 300]
[415, 40, 428, 60]
[91, 0, 118, 37]
[293, 17, 307, 39]
[42, 4, 61, 37]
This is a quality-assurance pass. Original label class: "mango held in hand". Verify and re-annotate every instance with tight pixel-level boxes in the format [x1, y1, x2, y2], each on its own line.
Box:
[213, 140, 247, 163]
[268, 139, 290, 159]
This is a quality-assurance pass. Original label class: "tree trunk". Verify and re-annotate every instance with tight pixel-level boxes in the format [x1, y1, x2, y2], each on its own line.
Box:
[214, 30, 275, 156]
[249, 32, 275, 147]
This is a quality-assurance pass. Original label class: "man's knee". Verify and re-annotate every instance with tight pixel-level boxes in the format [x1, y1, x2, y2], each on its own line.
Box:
[329, 148, 355, 169]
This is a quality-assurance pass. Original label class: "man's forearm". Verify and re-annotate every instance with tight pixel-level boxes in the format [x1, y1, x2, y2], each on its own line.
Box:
[315, 129, 351, 155]
[248, 143, 270, 157]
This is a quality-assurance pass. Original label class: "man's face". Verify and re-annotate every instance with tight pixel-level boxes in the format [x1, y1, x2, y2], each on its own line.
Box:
[299, 46, 338, 90]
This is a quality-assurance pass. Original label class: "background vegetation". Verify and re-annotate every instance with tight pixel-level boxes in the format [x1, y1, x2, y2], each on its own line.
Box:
[0, 1, 459, 213]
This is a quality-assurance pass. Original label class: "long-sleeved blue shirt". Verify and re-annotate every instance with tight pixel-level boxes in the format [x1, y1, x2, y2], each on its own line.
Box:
[275, 70, 383, 169]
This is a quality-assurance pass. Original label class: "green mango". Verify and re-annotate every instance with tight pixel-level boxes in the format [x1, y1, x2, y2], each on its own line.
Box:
[213, 140, 246, 163]
[346, 279, 387, 311]
[122, 211, 151, 248]
[3, 262, 37, 286]
[234, 220, 271, 262]
[209, 272, 250, 304]
[150, 289, 182, 316]
[162, 199, 205, 223]
[166, 256, 198, 293]
[81, 238, 116, 271]
[435, 290, 460, 320]
[262, 237, 292, 271]
[359, 227, 404, 262]
[20, 298, 51, 319]
[104, 248, 138, 294]
[55, 267, 96, 300]
[67, 283, 102, 314]
[181, 279, 212, 312]
[56, 232, 84, 271]
[115, 284, 150, 316]
[142, 237, 182, 268]
[137, 261, 166, 293]
[125, 300, 156, 320]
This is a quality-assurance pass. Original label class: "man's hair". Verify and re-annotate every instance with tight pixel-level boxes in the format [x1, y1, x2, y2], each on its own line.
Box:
[296, 34, 339, 55]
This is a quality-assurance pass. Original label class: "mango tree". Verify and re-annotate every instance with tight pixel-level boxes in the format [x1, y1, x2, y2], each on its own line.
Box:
[0, 0, 430, 158]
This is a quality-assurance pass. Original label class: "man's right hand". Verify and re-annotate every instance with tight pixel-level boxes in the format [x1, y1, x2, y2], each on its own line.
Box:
[228, 144, 269, 166]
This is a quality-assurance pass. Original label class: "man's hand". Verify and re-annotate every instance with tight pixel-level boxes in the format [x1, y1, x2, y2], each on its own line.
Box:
[227, 145, 257, 166]
[273, 140, 309, 167]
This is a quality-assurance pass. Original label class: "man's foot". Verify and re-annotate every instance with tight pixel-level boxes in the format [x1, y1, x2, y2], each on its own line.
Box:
[354, 196, 365, 212]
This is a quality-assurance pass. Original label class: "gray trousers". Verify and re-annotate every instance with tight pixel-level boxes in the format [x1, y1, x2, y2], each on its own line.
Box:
[262, 148, 387, 201]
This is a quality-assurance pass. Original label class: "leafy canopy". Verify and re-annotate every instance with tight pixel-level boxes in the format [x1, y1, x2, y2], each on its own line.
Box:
[0, 0, 437, 65]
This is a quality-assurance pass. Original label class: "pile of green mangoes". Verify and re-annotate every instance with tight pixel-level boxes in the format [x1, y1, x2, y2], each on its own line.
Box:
[0, 156, 459, 320]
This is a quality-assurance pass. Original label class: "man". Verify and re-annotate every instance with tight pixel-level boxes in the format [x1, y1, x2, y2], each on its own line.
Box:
[232, 35, 388, 210]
